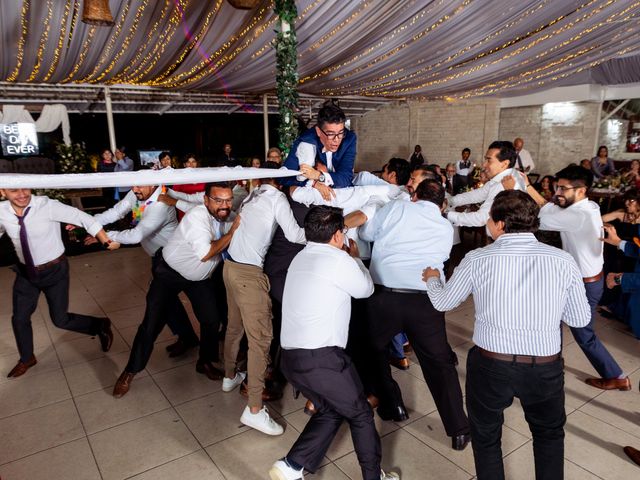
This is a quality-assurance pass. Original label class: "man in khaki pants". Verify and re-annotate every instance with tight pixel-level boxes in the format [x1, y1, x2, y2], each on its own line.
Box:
[223, 163, 306, 436]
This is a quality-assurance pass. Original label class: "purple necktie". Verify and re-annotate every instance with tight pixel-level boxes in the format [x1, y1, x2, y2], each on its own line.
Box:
[16, 207, 35, 268]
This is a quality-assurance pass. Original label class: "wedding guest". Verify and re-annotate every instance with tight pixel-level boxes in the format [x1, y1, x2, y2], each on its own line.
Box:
[591, 146, 616, 179]
[114, 146, 134, 199]
[535, 175, 555, 201]
[98, 148, 117, 207]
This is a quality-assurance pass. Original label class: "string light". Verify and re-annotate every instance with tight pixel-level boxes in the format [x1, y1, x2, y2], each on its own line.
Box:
[27, 0, 55, 82]
[43, 0, 73, 82]
[6, 0, 30, 82]
[62, 24, 97, 83]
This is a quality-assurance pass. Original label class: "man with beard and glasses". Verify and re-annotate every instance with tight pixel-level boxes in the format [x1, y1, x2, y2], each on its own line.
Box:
[90, 184, 199, 358]
[504, 165, 631, 391]
[112, 182, 240, 398]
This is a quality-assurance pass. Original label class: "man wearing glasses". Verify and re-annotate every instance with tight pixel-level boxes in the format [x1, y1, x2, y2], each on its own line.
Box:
[282, 101, 357, 197]
[113, 182, 240, 398]
[504, 166, 631, 392]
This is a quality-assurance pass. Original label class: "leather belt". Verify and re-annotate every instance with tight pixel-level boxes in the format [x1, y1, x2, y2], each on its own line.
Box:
[378, 285, 428, 295]
[24, 254, 66, 272]
[583, 271, 603, 283]
[478, 347, 561, 365]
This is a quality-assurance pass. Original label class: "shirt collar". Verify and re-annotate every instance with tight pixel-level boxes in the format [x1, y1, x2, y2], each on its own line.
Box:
[488, 169, 512, 185]
[494, 232, 537, 244]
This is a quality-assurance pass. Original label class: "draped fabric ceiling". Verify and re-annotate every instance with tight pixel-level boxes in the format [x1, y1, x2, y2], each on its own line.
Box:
[0, 0, 639, 101]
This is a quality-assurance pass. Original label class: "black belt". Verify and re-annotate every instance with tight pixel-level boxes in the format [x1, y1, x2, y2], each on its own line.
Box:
[478, 347, 561, 365]
[378, 285, 428, 295]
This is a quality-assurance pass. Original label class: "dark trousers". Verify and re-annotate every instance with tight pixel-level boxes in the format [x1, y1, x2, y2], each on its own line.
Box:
[151, 251, 198, 343]
[346, 296, 377, 395]
[11, 259, 103, 362]
[126, 257, 220, 373]
[466, 346, 566, 480]
[281, 347, 381, 480]
[366, 288, 469, 437]
[569, 279, 622, 379]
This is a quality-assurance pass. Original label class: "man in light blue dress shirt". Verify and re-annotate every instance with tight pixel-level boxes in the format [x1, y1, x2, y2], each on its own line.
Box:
[424, 190, 591, 480]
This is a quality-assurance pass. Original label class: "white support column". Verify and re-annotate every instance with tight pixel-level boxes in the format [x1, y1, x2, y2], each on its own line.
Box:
[104, 86, 117, 153]
[263, 93, 269, 157]
[592, 91, 604, 157]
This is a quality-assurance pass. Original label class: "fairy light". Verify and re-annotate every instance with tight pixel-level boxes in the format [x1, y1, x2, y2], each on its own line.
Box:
[43, 0, 73, 82]
[79, 0, 133, 82]
[139, 0, 221, 84]
[93, 0, 152, 83]
[6, 0, 30, 82]
[27, 0, 55, 81]
[321, 0, 627, 97]
[62, 25, 97, 83]
[114, 0, 175, 82]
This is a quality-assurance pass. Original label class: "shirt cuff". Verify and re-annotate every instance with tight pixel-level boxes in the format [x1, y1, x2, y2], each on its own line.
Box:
[618, 240, 627, 251]
[322, 171, 334, 186]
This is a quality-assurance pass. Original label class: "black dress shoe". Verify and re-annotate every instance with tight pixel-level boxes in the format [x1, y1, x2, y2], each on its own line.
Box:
[377, 404, 409, 422]
[452, 433, 471, 451]
[195, 361, 224, 380]
[97, 318, 113, 352]
[166, 337, 198, 358]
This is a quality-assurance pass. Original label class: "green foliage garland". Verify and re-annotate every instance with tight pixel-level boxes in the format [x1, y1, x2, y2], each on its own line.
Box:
[55, 142, 90, 174]
[274, 0, 299, 155]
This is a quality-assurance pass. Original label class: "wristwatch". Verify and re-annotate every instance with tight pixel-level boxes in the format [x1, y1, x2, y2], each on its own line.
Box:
[101, 240, 112, 250]
[318, 173, 325, 183]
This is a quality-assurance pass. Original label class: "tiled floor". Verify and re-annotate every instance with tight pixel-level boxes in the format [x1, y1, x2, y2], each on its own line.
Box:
[0, 247, 638, 479]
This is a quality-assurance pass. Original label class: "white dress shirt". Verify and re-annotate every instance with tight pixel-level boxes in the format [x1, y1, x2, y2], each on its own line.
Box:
[162, 205, 230, 281]
[456, 160, 472, 176]
[447, 169, 521, 227]
[538, 198, 603, 277]
[426, 233, 590, 356]
[516, 148, 535, 171]
[296, 142, 335, 186]
[281, 242, 374, 349]
[168, 185, 247, 213]
[360, 199, 453, 290]
[93, 188, 177, 256]
[228, 184, 305, 268]
[0, 195, 102, 265]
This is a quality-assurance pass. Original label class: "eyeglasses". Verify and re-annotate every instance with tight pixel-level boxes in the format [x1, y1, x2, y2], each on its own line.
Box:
[207, 195, 233, 205]
[554, 185, 580, 193]
[319, 128, 346, 141]
[625, 199, 638, 204]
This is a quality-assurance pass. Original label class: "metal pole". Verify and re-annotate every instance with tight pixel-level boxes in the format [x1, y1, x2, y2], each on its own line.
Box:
[104, 86, 117, 152]
[263, 93, 269, 157]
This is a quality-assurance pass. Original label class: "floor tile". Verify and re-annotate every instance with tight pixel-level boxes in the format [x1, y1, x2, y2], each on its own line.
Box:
[266, 382, 308, 416]
[128, 450, 225, 480]
[75, 375, 171, 434]
[388, 369, 438, 423]
[0, 345, 61, 385]
[54, 328, 129, 367]
[144, 339, 200, 375]
[503, 441, 602, 479]
[0, 437, 101, 480]
[152, 361, 222, 405]
[207, 426, 316, 480]
[105, 304, 147, 330]
[0, 368, 71, 419]
[119, 323, 174, 347]
[0, 399, 85, 464]
[334, 429, 471, 480]
[89, 408, 200, 480]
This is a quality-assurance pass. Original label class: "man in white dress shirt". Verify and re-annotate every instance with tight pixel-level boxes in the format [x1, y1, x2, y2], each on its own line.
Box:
[446, 141, 521, 228]
[0, 189, 115, 378]
[92, 184, 199, 357]
[112, 182, 240, 398]
[514, 137, 535, 173]
[505, 166, 630, 391]
[222, 164, 305, 436]
[270, 206, 399, 480]
[424, 190, 590, 480]
[360, 179, 470, 450]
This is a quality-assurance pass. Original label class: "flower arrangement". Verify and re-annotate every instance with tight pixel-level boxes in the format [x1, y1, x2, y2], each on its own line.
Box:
[55, 142, 90, 174]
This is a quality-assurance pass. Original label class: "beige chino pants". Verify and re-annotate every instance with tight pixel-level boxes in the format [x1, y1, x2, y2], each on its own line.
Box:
[222, 260, 273, 409]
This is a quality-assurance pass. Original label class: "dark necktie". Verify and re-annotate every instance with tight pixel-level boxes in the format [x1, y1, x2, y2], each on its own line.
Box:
[517, 153, 524, 170]
[16, 207, 34, 268]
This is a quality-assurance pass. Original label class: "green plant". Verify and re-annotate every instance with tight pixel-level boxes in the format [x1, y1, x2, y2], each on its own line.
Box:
[55, 142, 90, 174]
[274, 0, 299, 156]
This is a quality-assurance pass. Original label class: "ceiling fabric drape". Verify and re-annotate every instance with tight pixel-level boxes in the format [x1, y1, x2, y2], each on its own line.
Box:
[0, 0, 639, 99]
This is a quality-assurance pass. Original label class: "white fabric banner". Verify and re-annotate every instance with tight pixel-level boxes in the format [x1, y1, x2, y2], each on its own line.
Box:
[0, 104, 71, 145]
[0, 166, 300, 189]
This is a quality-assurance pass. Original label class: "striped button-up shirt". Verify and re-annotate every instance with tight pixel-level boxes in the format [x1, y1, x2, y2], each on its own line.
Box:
[425, 233, 590, 356]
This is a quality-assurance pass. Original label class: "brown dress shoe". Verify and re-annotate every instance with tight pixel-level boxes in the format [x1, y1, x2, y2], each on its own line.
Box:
[304, 399, 316, 416]
[97, 318, 113, 352]
[585, 376, 632, 391]
[367, 394, 379, 409]
[239, 381, 283, 401]
[196, 361, 224, 380]
[113, 371, 135, 398]
[7, 355, 37, 378]
[623, 446, 640, 466]
[389, 356, 410, 370]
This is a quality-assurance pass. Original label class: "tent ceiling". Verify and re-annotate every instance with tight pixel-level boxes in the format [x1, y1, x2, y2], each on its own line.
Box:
[0, 0, 639, 105]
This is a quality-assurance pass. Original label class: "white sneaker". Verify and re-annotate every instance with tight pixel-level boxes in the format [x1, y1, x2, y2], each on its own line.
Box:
[381, 470, 400, 480]
[240, 405, 284, 436]
[222, 371, 246, 392]
[269, 459, 304, 480]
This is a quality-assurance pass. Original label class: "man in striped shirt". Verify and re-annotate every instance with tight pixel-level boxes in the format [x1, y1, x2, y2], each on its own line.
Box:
[424, 190, 590, 480]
